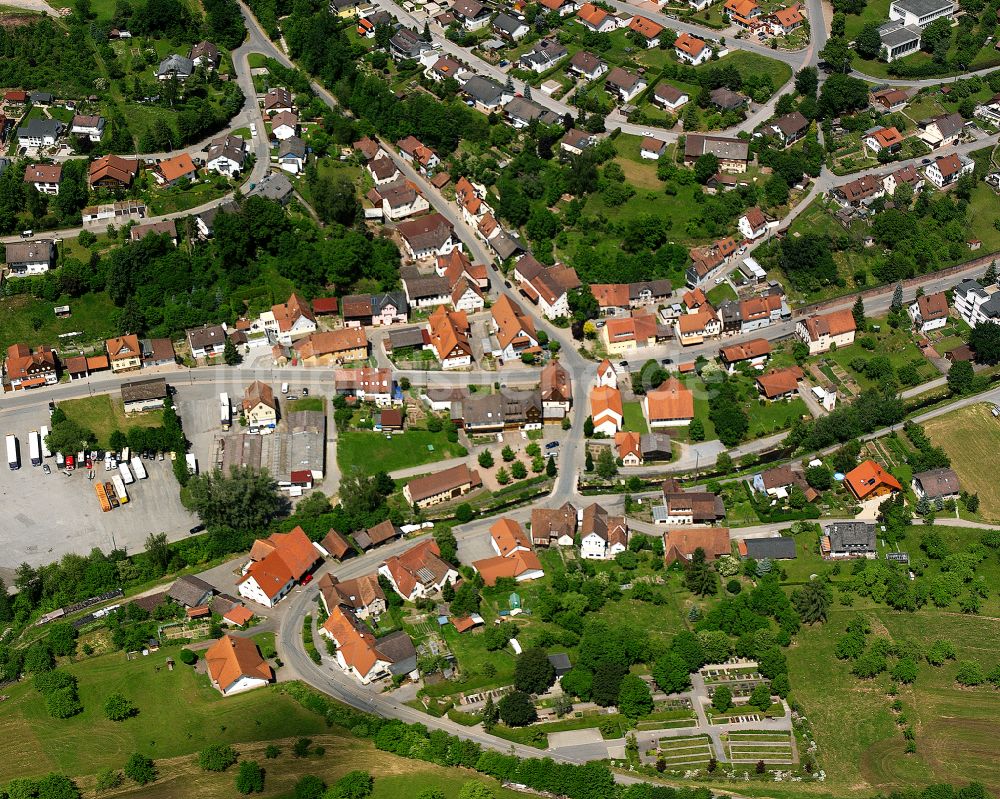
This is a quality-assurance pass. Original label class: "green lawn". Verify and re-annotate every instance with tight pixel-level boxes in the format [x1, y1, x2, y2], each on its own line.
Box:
[706, 283, 737, 306]
[247, 53, 269, 70]
[0, 291, 118, 353]
[682, 375, 717, 442]
[0, 645, 325, 783]
[965, 183, 1000, 253]
[336, 429, 468, 476]
[146, 179, 233, 215]
[698, 51, 792, 93]
[924, 403, 1000, 522]
[59, 393, 164, 449]
[287, 397, 325, 413]
[745, 396, 807, 438]
[622, 401, 649, 434]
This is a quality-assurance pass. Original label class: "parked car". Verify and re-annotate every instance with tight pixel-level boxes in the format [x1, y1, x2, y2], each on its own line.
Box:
[302, 387, 309, 396]
[618, 360, 629, 368]
[189, 524, 205, 534]
[545, 441, 559, 450]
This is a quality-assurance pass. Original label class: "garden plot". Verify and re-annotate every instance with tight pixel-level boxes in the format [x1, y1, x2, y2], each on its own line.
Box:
[724, 730, 796, 764]
[656, 735, 715, 767]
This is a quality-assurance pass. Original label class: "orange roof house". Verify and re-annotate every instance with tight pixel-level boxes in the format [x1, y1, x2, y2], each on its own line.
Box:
[321, 605, 386, 681]
[615, 431, 643, 465]
[590, 385, 623, 435]
[844, 460, 902, 501]
[238, 526, 320, 607]
[867, 127, 903, 150]
[153, 152, 196, 185]
[644, 377, 694, 427]
[378, 539, 458, 601]
[578, 2, 611, 29]
[628, 15, 664, 41]
[674, 32, 707, 59]
[772, 5, 803, 27]
[473, 550, 545, 586]
[249, 526, 319, 580]
[426, 305, 472, 366]
[663, 527, 731, 565]
[205, 634, 273, 695]
[755, 365, 804, 399]
[490, 517, 532, 557]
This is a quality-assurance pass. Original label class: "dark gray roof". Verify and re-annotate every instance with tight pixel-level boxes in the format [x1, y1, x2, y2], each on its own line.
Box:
[629, 280, 671, 300]
[248, 172, 294, 202]
[878, 21, 921, 48]
[892, 0, 954, 16]
[548, 652, 572, 675]
[743, 537, 797, 560]
[461, 393, 504, 426]
[198, 199, 239, 231]
[378, 630, 417, 673]
[404, 272, 450, 299]
[167, 575, 216, 606]
[640, 433, 672, 458]
[120, 377, 168, 403]
[278, 136, 306, 158]
[913, 467, 960, 499]
[493, 12, 525, 35]
[372, 291, 407, 314]
[927, 111, 963, 140]
[489, 231, 523, 259]
[826, 522, 876, 552]
[18, 118, 63, 139]
[6, 239, 54, 264]
[389, 326, 425, 349]
[504, 97, 560, 125]
[157, 54, 194, 77]
[463, 75, 506, 106]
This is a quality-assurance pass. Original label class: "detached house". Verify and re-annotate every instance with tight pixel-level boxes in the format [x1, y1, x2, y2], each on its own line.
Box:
[844, 459, 902, 501]
[5, 240, 55, 276]
[156, 54, 194, 80]
[628, 15, 664, 46]
[954, 279, 1000, 327]
[579, 503, 628, 560]
[295, 328, 368, 366]
[652, 83, 689, 112]
[521, 263, 580, 320]
[663, 527, 731, 564]
[379, 179, 430, 221]
[863, 126, 904, 154]
[17, 118, 63, 149]
[605, 67, 646, 103]
[187, 324, 228, 359]
[769, 111, 809, 146]
[912, 467, 960, 501]
[918, 112, 963, 149]
[674, 32, 712, 65]
[24, 163, 62, 195]
[397, 135, 440, 173]
[379, 540, 458, 601]
[577, 2, 616, 31]
[270, 111, 299, 141]
[720, 338, 771, 372]
[568, 50, 608, 80]
[153, 153, 196, 186]
[264, 87, 294, 114]
[531, 503, 578, 547]
[205, 133, 247, 176]
[89, 154, 138, 189]
[520, 38, 568, 73]
[491, 294, 539, 361]
[590, 385, 623, 436]
[70, 114, 104, 142]
[657, 478, 726, 526]
[684, 134, 749, 172]
[540, 0, 578, 14]
[189, 40, 221, 69]
[334, 367, 396, 406]
[452, 0, 491, 29]
[493, 12, 530, 41]
[319, 572, 386, 620]
[243, 380, 278, 433]
[822, 521, 876, 559]
[908, 291, 949, 332]
[924, 153, 973, 188]
[796, 308, 856, 354]
[755, 366, 804, 400]
[738, 207, 768, 240]
[205, 635, 273, 696]
[320, 606, 416, 684]
[600, 312, 660, 354]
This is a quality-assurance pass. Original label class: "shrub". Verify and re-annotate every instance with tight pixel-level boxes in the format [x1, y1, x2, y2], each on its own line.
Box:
[199, 744, 238, 772]
[235, 760, 265, 794]
[294, 774, 326, 799]
[331, 770, 374, 799]
[955, 661, 985, 686]
[180, 649, 197, 665]
[104, 692, 138, 721]
[124, 753, 157, 785]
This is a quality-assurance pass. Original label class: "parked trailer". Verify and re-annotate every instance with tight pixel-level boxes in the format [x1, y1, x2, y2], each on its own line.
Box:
[220, 392, 231, 431]
[6, 435, 19, 470]
[130, 456, 147, 480]
[28, 431, 41, 466]
[40, 425, 51, 458]
[111, 475, 129, 504]
[118, 462, 134, 485]
[104, 481, 120, 508]
[95, 483, 112, 512]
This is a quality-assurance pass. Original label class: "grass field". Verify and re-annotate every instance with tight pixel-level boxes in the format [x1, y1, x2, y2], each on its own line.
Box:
[622, 401, 649, 434]
[0, 291, 118, 352]
[698, 51, 793, 93]
[287, 397, 325, 413]
[745, 396, 807, 438]
[0, 645, 326, 783]
[789, 606, 1000, 796]
[336, 430, 468, 476]
[823, 320, 938, 389]
[59, 394, 163, 448]
[924, 403, 1000, 521]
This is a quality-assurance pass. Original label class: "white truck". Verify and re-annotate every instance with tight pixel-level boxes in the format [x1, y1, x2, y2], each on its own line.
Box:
[40, 425, 51, 458]
[6, 435, 18, 470]
[220, 392, 231, 431]
[111, 475, 129, 504]
[185, 453, 198, 475]
[118, 461, 134, 485]
[28, 431, 41, 467]
[130, 456, 147, 480]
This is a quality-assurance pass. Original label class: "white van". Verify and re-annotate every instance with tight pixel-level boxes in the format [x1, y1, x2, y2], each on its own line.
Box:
[281, 382, 289, 394]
